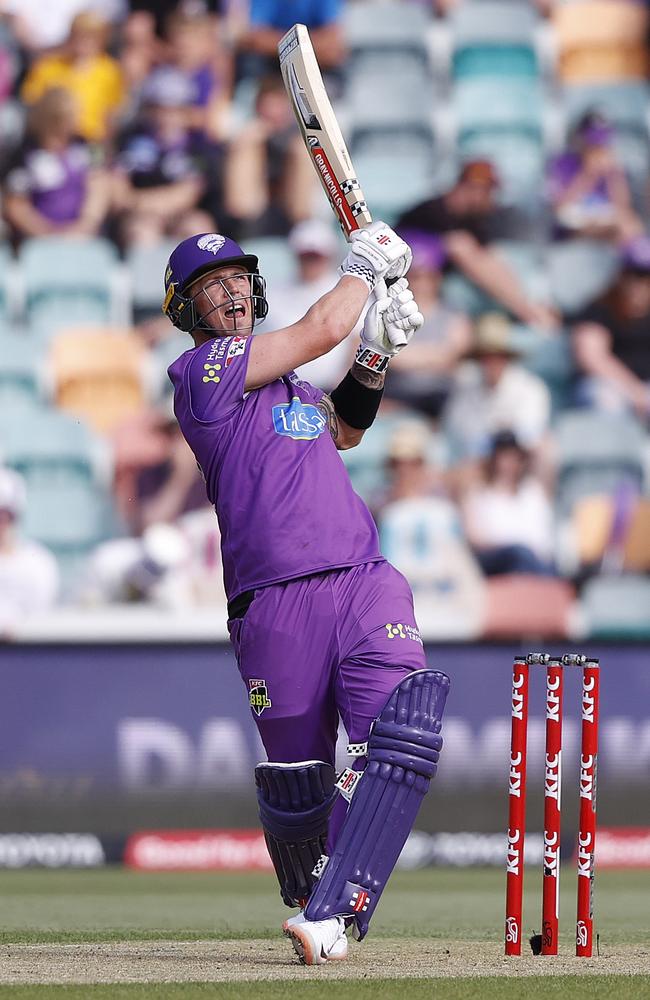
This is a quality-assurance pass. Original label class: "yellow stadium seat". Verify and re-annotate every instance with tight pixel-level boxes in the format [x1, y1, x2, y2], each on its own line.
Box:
[50, 328, 147, 433]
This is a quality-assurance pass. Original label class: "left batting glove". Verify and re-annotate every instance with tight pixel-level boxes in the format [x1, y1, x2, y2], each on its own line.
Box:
[356, 278, 424, 374]
[340, 222, 412, 292]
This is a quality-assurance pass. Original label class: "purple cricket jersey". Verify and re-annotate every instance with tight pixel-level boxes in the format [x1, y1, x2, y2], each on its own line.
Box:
[168, 334, 383, 602]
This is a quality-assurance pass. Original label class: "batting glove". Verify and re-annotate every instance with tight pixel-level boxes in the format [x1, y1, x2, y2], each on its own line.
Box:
[356, 279, 424, 374]
[340, 222, 412, 292]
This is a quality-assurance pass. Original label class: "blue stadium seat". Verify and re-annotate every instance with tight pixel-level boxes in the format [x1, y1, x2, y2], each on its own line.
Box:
[581, 574, 650, 640]
[555, 410, 646, 516]
[20, 237, 119, 335]
[521, 331, 575, 415]
[564, 82, 650, 136]
[455, 78, 543, 135]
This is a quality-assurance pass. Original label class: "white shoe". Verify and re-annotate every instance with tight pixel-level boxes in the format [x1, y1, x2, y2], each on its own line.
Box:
[283, 913, 348, 965]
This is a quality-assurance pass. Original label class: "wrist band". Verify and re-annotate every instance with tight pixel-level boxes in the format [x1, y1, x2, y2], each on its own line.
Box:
[330, 370, 384, 430]
[339, 262, 377, 292]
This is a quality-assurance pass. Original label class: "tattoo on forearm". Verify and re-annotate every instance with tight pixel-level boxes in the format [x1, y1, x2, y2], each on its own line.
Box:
[351, 361, 386, 390]
[318, 394, 340, 441]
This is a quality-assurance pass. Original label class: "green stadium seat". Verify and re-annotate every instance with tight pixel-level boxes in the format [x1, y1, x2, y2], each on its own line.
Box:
[19, 237, 119, 335]
[547, 239, 619, 315]
[0, 332, 42, 407]
[346, 51, 434, 127]
[350, 127, 437, 223]
[343, 1, 431, 55]
[0, 402, 118, 556]
[555, 410, 646, 516]
[580, 574, 650, 640]
[450, 1, 538, 47]
[126, 240, 177, 323]
[244, 237, 295, 287]
[452, 44, 539, 81]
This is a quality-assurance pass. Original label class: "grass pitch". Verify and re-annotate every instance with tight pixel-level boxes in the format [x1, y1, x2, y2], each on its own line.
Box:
[0, 868, 648, 998]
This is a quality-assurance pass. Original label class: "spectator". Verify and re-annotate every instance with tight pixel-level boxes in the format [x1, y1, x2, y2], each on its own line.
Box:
[384, 230, 472, 419]
[396, 160, 557, 329]
[110, 395, 207, 534]
[235, 0, 346, 86]
[378, 421, 485, 638]
[223, 73, 315, 239]
[112, 66, 220, 248]
[461, 430, 556, 576]
[118, 11, 165, 107]
[264, 218, 355, 390]
[162, 9, 233, 141]
[443, 312, 551, 464]
[572, 235, 650, 420]
[0, 467, 60, 634]
[547, 111, 643, 244]
[2, 87, 111, 242]
[21, 11, 125, 143]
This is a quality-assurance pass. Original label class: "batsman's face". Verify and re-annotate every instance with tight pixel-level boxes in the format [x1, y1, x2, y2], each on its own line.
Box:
[190, 266, 254, 334]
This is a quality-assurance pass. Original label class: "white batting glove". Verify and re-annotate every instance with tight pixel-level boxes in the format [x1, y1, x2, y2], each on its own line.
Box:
[355, 278, 424, 374]
[340, 222, 412, 293]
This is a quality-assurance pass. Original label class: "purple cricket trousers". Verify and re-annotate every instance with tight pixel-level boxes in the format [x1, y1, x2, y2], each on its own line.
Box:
[227, 559, 426, 848]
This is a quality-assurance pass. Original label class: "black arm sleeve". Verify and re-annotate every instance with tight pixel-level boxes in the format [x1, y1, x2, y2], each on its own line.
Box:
[329, 370, 384, 430]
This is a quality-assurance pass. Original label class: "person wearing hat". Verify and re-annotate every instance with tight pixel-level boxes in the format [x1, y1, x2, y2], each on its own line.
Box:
[443, 312, 551, 464]
[264, 219, 355, 390]
[112, 65, 221, 249]
[460, 429, 555, 577]
[384, 230, 471, 419]
[0, 467, 60, 634]
[21, 11, 125, 143]
[547, 111, 643, 244]
[396, 160, 557, 329]
[572, 235, 650, 419]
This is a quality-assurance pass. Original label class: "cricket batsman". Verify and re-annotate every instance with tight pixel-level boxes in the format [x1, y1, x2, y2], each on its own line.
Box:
[163, 223, 450, 965]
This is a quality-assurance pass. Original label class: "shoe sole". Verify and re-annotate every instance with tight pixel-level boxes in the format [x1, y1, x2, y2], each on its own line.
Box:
[283, 925, 348, 965]
[285, 924, 321, 966]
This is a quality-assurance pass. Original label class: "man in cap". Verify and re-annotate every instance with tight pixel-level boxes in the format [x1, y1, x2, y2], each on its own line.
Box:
[163, 224, 450, 964]
[397, 159, 557, 329]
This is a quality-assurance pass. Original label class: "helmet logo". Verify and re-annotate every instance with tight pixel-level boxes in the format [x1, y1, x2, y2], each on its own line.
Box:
[197, 234, 226, 255]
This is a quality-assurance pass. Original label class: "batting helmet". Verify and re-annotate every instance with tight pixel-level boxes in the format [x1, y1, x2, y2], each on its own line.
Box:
[162, 232, 268, 333]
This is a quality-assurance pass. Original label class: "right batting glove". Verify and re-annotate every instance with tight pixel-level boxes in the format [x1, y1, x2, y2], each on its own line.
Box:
[340, 222, 412, 293]
[356, 278, 424, 374]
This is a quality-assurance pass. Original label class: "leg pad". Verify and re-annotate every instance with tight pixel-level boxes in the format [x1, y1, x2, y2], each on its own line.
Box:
[255, 760, 337, 908]
[304, 669, 450, 938]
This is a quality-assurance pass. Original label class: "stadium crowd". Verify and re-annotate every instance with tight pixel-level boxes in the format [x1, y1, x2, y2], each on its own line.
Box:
[0, 0, 649, 640]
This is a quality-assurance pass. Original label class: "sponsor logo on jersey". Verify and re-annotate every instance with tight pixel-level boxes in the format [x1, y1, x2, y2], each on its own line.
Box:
[272, 396, 326, 441]
[197, 233, 226, 255]
[385, 622, 423, 644]
[249, 679, 272, 717]
[226, 336, 247, 366]
[202, 363, 221, 384]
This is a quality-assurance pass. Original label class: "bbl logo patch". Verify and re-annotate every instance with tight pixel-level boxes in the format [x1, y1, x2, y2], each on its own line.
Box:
[249, 678, 272, 716]
[202, 363, 221, 383]
[197, 233, 226, 255]
[385, 623, 406, 639]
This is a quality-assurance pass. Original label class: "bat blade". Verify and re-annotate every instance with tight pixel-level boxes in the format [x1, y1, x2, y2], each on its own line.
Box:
[278, 23, 373, 239]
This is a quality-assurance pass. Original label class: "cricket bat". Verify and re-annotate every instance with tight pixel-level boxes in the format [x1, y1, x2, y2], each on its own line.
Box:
[278, 23, 373, 240]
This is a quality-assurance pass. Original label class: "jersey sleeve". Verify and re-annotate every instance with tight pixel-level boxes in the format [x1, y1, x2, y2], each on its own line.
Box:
[185, 335, 252, 422]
